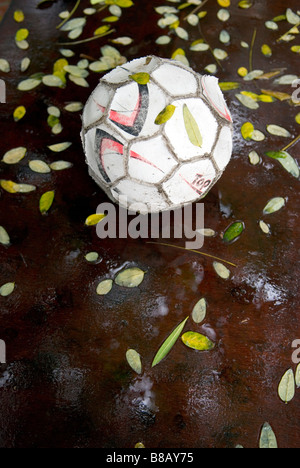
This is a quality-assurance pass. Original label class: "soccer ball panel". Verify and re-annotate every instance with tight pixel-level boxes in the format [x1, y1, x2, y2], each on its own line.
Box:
[102, 56, 161, 85]
[111, 179, 169, 214]
[128, 135, 177, 184]
[163, 159, 216, 205]
[213, 126, 233, 171]
[84, 124, 127, 185]
[108, 81, 167, 140]
[82, 83, 113, 128]
[152, 62, 198, 97]
[164, 98, 218, 161]
[201, 76, 232, 122]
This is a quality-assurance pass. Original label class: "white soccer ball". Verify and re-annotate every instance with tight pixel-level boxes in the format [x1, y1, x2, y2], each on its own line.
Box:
[81, 56, 233, 214]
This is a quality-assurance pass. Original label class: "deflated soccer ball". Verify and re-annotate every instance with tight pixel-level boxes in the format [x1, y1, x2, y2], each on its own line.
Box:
[81, 56, 233, 214]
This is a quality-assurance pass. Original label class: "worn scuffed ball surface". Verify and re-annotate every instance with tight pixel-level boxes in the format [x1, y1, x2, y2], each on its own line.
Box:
[81, 56, 233, 214]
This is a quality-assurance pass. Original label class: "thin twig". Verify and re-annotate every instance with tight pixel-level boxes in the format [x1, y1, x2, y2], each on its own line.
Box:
[249, 28, 257, 72]
[277, 21, 300, 43]
[147, 242, 237, 268]
[281, 134, 300, 152]
[58, 29, 116, 46]
[57, 0, 81, 30]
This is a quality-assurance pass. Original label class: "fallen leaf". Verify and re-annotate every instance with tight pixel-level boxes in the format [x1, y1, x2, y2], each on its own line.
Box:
[278, 368, 295, 404]
[192, 298, 207, 324]
[213, 261, 231, 279]
[96, 279, 113, 295]
[223, 221, 245, 243]
[39, 191, 55, 214]
[129, 72, 150, 85]
[266, 125, 291, 137]
[29, 160, 51, 174]
[0, 226, 10, 246]
[13, 106, 26, 121]
[2, 147, 26, 164]
[263, 197, 286, 214]
[183, 104, 203, 147]
[265, 151, 299, 178]
[114, 267, 145, 288]
[181, 332, 215, 351]
[0, 282, 15, 297]
[152, 316, 189, 367]
[85, 214, 106, 226]
[241, 122, 254, 140]
[126, 349, 142, 374]
[259, 422, 278, 448]
[48, 142, 72, 152]
[155, 105, 176, 125]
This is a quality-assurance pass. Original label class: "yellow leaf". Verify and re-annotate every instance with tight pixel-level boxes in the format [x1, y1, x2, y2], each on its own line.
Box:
[39, 191, 55, 214]
[241, 91, 259, 100]
[258, 94, 274, 103]
[219, 82, 240, 91]
[238, 67, 248, 77]
[13, 106, 26, 122]
[94, 25, 110, 36]
[15, 28, 29, 42]
[261, 44, 272, 57]
[14, 10, 25, 23]
[217, 0, 231, 7]
[260, 89, 291, 101]
[171, 48, 185, 59]
[53, 58, 68, 73]
[85, 214, 106, 226]
[182, 332, 215, 351]
[241, 122, 254, 140]
[296, 113, 300, 124]
[291, 45, 300, 54]
[155, 105, 176, 125]
[0, 180, 19, 193]
[129, 73, 150, 85]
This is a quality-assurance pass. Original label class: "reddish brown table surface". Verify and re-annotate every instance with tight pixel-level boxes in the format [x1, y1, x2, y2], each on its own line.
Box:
[0, 0, 299, 448]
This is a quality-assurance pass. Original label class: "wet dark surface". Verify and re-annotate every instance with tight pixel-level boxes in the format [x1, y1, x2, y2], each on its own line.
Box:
[0, 0, 299, 448]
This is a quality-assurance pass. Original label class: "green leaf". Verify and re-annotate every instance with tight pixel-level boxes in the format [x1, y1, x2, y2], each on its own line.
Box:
[129, 73, 150, 85]
[126, 349, 142, 374]
[155, 105, 176, 125]
[265, 151, 299, 178]
[181, 332, 215, 351]
[39, 191, 55, 214]
[259, 423, 278, 448]
[278, 368, 295, 404]
[223, 221, 245, 243]
[263, 197, 286, 215]
[152, 316, 189, 367]
[114, 267, 145, 288]
[183, 104, 203, 147]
